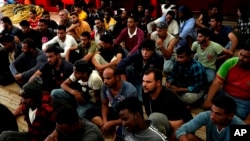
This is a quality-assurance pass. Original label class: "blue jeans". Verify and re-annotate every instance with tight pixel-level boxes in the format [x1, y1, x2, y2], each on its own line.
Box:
[51, 89, 94, 118]
[126, 65, 142, 102]
[218, 89, 250, 120]
[204, 67, 216, 84]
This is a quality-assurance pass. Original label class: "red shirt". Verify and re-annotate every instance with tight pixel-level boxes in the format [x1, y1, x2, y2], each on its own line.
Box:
[28, 17, 40, 29]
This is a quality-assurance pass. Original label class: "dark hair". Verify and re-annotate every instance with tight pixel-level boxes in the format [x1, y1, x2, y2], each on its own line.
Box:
[56, 106, 79, 125]
[208, 3, 219, 10]
[238, 5, 250, 23]
[42, 10, 50, 16]
[166, 11, 175, 18]
[1, 17, 12, 25]
[57, 25, 66, 31]
[116, 97, 143, 116]
[128, 15, 138, 23]
[104, 7, 114, 17]
[39, 19, 49, 25]
[45, 45, 61, 55]
[104, 66, 119, 77]
[87, 2, 95, 8]
[19, 20, 30, 27]
[210, 14, 223, 24]
[95, 17, 104, 23]
[144, 68, 163, 81]
[140, 39, 156, 51]
[244, 38, 250, 51]
[176, 46, 192, 56]
[178, 6, 193, 20]
[197, 28, 211, 38]
[22, 38, 36, 49]
[56, 1, 64, 8]
[70, 12, 78, 17]
[212, 95, 236, 114]
[100, 33, 113, 44]
[29, 9, 37, 15]
[81, 31, 91, 39]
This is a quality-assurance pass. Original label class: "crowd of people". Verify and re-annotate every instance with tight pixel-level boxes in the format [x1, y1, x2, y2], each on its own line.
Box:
[0, 0, 250, 141]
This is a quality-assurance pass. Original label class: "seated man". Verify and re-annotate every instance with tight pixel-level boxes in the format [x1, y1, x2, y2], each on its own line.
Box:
[9, 38, 47, 86]
[166, 46, 207, 105]
[0, 79, 55, 141]
[66, 31, 98, 63]
[42, 25, 77, 59]
[176, 95, 245, 141]
[51, 60, 103, 118]
[192, 28, 233, 84]
[85, 67, 138, 137]
[66, 12, 91, 41]
[92, 33, 125, 72]
[0, 16, 21, 38]
[203, 42, 250, 124]
[74, 3, 88, 21]
[115, 15, 144, 55]
[41, 11, 58, 32]
[150, 22, 176, 74]
[0, 34, 22, 85]
[45, 106, 104, 141]
[117, 97, 168, 141]
[117, 39, 164, 101]
[142, 68, 193, 140]
[30, 45, 73, 92]
[58, 9, 72, 28]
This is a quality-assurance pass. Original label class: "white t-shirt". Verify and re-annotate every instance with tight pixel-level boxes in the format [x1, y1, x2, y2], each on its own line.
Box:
[42, 34, 77, 58]
[69, 70, 103, 103]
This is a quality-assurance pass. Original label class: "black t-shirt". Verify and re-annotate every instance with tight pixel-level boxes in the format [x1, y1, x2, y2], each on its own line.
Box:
[39, 60, 73, 91]
[37, 29, 56, 50]
[99, 44, 125, 62]
[143, 86, 192, 122]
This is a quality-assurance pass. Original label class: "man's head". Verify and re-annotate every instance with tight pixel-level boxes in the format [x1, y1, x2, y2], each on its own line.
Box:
[166, 11, 175, 23]
[176, 46, 192, 65]
[104, 7, 114, 20]
[137, 3, 144, 13]
[55, 106, 80, 137]
[156, 22, 168, 38]
[208, 3, 219, 16]
[95, 17, 105, 31]
[57, 25, 67, 40]
[0, 34, 15, 51]
[121, 9, 129, 19]
[87, 2, 96, 13]
[74, 3, 83, 13]
[19, 20, 31, 34]
[140, 39, 155, 60]
[56, 1, 64, 11]
[70, 12, 80, 24]
[127, 15, 137, 29]
[45, 45, 61, 66]
[103, 66, 120, 88]
[197, 28, 211, 44]
[42, 11, 51, 21]
[100, 33, 113, 49]
[142, 68, 163, 95]
[59, 9, 69, 21]
[210, 95, 236, 126]
[38, 19, 49, 32]
[80, 31, 91, 47]
[29, 9, 37, 19]
[210, 14, 223, 28]
[116, 97, 144, 132]
[19, 78, 42, 108]
[73, 60, 92, 81]
[238, 39, 250, 69]
[1, 16, 12, 29]
[22, 38, 36, 54]
[178, 6, 192, 20]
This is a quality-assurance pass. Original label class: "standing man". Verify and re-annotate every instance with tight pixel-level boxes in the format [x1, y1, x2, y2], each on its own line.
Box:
[9, 38, 47, 86]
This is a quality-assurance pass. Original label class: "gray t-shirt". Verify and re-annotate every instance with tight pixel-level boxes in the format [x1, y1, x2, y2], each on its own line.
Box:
[123, 124, 168, 141]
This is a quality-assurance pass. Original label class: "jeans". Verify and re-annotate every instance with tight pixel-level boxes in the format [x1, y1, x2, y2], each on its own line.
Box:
[204, 67, 216, 84]
[218, 89, 250, 120]
[0, 131, 29, 141]
[51, 89, 94, 118]
[179, 90, 205, 104]
[126, 65, 142, 102]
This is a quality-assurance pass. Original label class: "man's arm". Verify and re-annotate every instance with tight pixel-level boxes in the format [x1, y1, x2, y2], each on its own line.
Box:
[65, 45, 78, 61]
[169, 120, 184, 141]
[195, 14, 207, 29]
[60, 36, 77, 58]
[157, 38, 176, 59]
[202, 77, 224, 109]
[29, 70, 42, 82]
[42, 37, 58, 51]
[129, 30, 144, 54]
[228, 32, 238, 53]
[101, 98, 109, 124]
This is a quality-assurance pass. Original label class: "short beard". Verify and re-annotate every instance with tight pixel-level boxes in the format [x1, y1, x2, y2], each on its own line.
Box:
[144, 86, 157, 95]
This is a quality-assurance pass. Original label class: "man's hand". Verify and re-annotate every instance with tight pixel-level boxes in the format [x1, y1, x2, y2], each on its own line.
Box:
[71, 90, 85, 103]
[156, 38, 164, 49]
[202, 100, 212, 110]
[14, 73, 24, 84]
[44, 135, 57, 141]
[169, 85, 179, 93]
[101, 121, 114, 134]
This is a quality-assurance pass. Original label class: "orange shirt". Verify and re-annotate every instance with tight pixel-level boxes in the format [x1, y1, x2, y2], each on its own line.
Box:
[28, 17, 40, 29]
